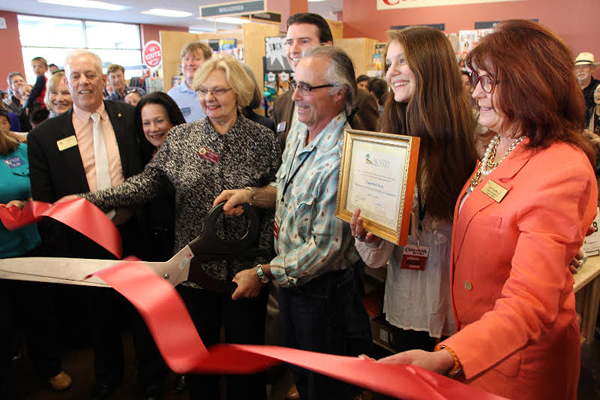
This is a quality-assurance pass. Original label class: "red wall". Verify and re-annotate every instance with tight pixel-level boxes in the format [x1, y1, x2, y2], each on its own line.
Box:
[0, 11, 25, 93]
[343, 0, 600, 78]
[141, 24, 188, 45]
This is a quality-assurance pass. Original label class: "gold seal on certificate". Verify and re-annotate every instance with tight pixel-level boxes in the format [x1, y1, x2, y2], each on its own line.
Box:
[335, 129, 420, 246]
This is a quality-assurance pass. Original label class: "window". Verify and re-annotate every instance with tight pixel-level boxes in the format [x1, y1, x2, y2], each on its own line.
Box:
[18, 15, 143, 84]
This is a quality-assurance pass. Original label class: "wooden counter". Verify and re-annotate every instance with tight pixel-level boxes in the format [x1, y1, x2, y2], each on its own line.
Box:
[574, 255, 600, 343]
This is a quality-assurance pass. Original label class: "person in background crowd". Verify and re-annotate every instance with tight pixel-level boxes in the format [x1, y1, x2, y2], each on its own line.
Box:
[460, 70, 472, 92]
[29, 108, 49, 129]
[27, 50, 154, 400]
[133, 91, 185, 261]
[1, 101, 21, 133]
[215, 46, 372, 400]
[124, 88, 143, 107]
[585, 85, 600, 136]
[23, 57, 48, 114]
[351, 26, 477, 353]
[48, 64, 59, 74]
[105, 64, 146, 103]
[167, 42, 213, 123]
[370, 20, 597, 400]
[63, 55, 280, 400]
[18, 85, 32, 106]
[0, 107, 72, 398]
[4, 72, 26, 114]
[242, 64, 276, 133]
[44, 71, 72, 118]
[0, 90, 7, 100]
[273, 12, 379, 149]
[366, 77, 388, 115]
[575, 52, 600, 110]
[583, 85, 600, 192]
[356, 74, 370, 91]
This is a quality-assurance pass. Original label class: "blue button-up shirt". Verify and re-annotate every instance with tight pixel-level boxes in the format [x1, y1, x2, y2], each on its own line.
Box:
[167, 82, 206, 123]
[271, 111, 359, 287]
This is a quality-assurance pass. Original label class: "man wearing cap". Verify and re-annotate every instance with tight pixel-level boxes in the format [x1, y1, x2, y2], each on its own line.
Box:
[575, 52, 600, 110]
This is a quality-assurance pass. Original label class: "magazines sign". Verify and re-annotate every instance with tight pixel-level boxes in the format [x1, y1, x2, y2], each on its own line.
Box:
[377, 0, 522, 10]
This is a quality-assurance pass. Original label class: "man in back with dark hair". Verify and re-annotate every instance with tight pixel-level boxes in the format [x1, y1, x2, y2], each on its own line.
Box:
[105, 64, 146, 103]
[272, 12, 379, 150]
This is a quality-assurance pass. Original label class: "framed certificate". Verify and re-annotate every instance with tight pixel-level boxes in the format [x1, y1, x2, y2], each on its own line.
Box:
[335, 129, 420, 246]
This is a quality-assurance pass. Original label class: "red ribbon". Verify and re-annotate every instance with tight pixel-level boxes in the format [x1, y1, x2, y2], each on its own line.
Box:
[95, 262, 507, 400]
[1, 200, 507, 399]
[0, 198, 122, 259]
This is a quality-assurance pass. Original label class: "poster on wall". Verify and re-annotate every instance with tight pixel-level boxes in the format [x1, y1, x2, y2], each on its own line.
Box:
[264, 36, 292, 72]
[377, 0, 522, 10]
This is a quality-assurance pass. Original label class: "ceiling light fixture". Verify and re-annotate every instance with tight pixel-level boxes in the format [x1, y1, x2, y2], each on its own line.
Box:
[37, 0, 129, 11]
[141, 9, 192, 18]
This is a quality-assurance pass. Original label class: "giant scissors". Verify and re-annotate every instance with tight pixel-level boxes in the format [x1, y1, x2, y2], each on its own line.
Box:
[0, 202, 271, 293]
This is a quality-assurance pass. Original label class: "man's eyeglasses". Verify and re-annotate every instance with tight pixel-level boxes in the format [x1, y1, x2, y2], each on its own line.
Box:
[197, 87, 233, 97]
[470, 71, 498, 94]
[290, 80, 334, 95]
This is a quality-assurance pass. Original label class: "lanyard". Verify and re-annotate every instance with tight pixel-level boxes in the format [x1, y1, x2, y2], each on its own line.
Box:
[281, 140, 314, 203]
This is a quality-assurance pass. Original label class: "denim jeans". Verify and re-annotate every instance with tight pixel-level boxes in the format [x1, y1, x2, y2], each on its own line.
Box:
[278, 267, 358, 400]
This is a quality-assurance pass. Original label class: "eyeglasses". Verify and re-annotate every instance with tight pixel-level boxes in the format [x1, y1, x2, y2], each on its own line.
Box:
[125, 88, 142, 95]
[470, 70, 498, 94]
[290, 80, 334, 95]
[197, 87, 233, 97]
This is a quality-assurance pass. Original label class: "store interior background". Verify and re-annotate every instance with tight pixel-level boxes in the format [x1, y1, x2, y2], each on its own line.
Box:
[1, 0, 599, 85]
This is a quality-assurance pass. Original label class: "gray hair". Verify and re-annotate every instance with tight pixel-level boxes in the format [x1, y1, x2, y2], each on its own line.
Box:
[64, 50, 103, 77]
[302, 46, 356, 116]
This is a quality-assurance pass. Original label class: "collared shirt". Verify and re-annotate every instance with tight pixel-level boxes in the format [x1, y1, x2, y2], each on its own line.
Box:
[105, 86, 147, 102]
[167, 81, 206, 123]
[271, 111, 359, 287]
[72, 102, 124, 191]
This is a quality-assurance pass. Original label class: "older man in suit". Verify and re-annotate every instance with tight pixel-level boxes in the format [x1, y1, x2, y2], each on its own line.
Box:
[27, 50, 163, 400]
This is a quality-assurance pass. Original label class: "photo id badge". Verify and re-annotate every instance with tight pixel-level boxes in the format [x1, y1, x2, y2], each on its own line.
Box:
[400, 244, 429, 271]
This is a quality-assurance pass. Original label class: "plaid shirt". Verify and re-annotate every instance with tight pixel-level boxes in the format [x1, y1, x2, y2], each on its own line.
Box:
[271, 111, 359, 287]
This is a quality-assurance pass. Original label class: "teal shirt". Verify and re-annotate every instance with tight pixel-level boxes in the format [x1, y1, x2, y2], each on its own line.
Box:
[0, 143, 41, 257]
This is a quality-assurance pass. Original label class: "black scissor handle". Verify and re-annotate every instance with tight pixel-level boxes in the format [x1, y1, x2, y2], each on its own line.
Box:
[188, 201, 260, 257]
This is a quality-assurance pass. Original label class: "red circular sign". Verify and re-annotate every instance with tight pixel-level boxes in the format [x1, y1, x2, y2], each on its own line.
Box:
[143, 40, 162, 68]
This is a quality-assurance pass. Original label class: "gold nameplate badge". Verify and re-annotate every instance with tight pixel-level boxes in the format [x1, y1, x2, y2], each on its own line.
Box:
[57, 136, 78, 151]
[481, 180, 508, 203]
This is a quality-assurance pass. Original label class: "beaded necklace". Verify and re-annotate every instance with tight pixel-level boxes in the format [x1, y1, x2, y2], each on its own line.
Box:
[467, 134, 524, 193]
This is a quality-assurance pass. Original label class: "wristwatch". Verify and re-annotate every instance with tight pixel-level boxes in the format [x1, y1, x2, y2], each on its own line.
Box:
[255, 264, 269, 284]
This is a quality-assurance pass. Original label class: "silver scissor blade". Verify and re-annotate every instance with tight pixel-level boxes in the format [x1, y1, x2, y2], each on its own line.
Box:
[0, 245, 193, 288]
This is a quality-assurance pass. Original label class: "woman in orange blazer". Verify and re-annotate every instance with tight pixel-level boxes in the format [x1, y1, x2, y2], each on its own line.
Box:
[373, 20, 598, 400]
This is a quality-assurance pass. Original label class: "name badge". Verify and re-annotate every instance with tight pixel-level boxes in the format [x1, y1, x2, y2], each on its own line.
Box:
[57, 135, 78, 151]
[198, 147, 220, 164]
[181, 107, 191, 116]
[276, 121, 286, 133]
[400, 244, 429, 271]
[4, 156, 24, 169]
[482, 179, 508, 203]
[273, 220, 280, 239]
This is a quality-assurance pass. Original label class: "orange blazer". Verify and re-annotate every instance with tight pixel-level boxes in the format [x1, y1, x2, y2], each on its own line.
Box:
[442, 139, 597, 400]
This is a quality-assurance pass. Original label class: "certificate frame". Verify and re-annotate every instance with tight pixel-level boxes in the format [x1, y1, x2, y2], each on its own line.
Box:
[335, 129, 420, 246]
